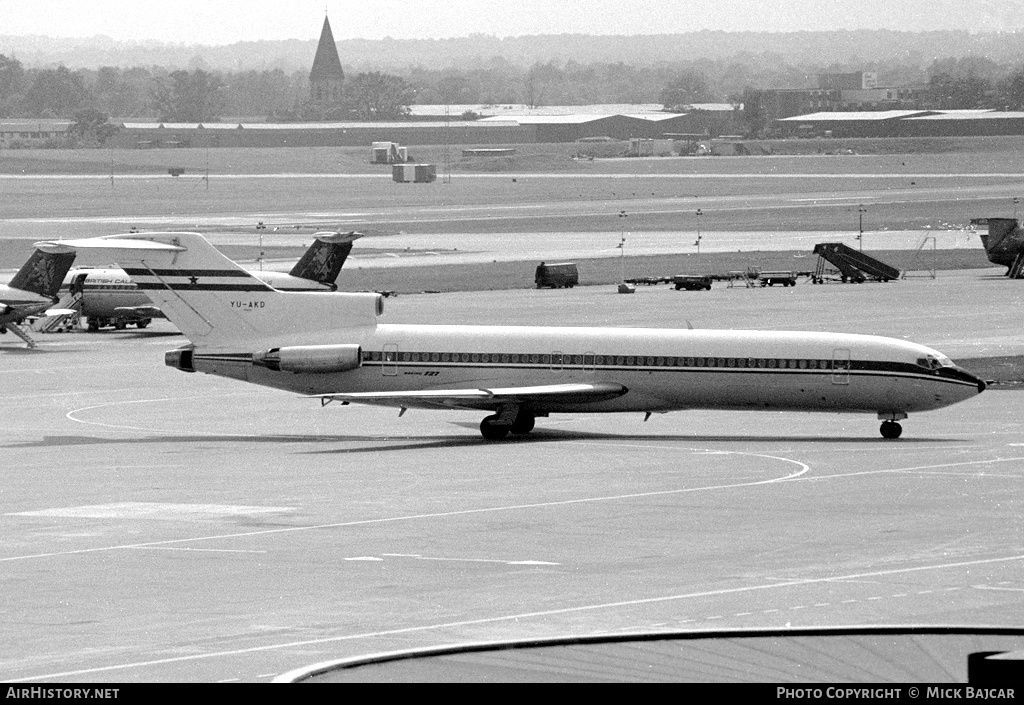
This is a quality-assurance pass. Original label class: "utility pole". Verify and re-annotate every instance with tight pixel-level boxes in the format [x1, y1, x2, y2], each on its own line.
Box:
[695, 208, 703, 253]
[618, 210, 628, 282]
[857, 204, 866, 252]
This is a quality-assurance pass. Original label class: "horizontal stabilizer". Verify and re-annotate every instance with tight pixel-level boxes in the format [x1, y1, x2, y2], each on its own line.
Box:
[35, 238, 186, 253]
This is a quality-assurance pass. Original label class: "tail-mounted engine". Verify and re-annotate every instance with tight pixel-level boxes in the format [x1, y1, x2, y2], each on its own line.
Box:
[165, 346, 195, 373]
[252, 344, 362, 374]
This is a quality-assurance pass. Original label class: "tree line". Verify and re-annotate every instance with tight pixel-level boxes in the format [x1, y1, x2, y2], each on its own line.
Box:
[4, 52, 1024, 139]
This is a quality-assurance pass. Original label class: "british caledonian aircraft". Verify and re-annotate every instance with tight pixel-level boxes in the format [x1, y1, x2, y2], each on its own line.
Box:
[37, 232, 986, 440]
[0, 247, 77, 348]
[55, 231, 361, 330]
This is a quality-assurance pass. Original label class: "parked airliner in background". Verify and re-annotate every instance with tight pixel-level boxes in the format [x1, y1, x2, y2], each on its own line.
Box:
[55, 231, 361, 330]
[38, 232, 986, 440]
[0, 247, 77, 348]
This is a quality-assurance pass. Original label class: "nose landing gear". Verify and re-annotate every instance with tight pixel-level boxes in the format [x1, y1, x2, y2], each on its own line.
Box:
[878, 411, 907, 439]
[880, 420, 903, 439]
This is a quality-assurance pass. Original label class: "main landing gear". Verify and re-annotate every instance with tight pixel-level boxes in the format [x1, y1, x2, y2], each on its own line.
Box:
[480, 410, 536, 440]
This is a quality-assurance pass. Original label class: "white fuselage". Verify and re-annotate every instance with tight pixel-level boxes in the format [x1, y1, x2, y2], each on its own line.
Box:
[189, 325, 984, 417]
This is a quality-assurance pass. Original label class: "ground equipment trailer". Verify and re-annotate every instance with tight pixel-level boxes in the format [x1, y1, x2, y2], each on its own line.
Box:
[758, 270, 798, 287]
[672, 274, 714, 291]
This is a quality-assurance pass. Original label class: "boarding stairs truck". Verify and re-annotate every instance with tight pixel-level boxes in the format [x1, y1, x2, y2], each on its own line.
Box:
[812, 242, 900, 283]
[30, 282, 83, 333]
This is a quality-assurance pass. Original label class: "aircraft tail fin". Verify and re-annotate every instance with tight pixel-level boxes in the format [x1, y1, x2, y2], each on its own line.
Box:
[970, 217, 1024, 270]
[8, 248, 77, 299]
[34, 233, 382, 348]
[288, 231, 362, 286]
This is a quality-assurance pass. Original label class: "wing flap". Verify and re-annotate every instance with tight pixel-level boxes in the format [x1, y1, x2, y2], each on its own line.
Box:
[312, 382, 627, 410]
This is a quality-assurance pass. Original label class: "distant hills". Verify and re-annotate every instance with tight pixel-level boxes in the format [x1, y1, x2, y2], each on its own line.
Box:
[3, 30, 1024, 72]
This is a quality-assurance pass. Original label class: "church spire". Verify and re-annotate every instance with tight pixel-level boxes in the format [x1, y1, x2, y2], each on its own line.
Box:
[309, 15, 344, 103]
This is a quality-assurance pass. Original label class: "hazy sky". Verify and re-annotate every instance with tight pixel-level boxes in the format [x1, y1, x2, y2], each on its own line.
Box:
[2, 0, 1023, 44]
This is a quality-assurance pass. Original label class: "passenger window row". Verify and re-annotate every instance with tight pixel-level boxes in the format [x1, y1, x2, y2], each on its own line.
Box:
[364, 350, 836, 370]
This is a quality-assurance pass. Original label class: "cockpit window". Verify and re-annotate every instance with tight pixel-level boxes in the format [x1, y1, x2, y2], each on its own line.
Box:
[917, 355, 955, 370]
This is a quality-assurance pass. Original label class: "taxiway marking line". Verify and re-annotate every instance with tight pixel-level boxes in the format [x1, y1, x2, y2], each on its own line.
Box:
[377, 553, 560, 566]
[4, 454, 1013, 564]
[128, 547, 267, 554]
[974, 585, 1024, 592]
[64, 392, 284, 434]
[12, 553, 1024, 683]
[0, 451, 807, 563]
[794, 457, 1024, 481]
[791, 196, 879, 202]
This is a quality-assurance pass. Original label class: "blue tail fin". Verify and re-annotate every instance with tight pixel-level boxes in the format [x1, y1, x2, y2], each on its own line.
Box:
[9, 249, 77, 298]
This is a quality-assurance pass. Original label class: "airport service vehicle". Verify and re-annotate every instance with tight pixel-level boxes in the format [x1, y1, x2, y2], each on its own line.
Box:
[758, 270, 798, 287]
[38, 233, 986, 441]
[672, 274, 713, 291]
[0, 247, 77, 348]
[535, 262, 579, 289]
[55, 231, 361, 330]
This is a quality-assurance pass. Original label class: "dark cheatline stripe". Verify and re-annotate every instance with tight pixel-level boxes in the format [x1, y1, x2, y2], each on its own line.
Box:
[122, 268, 252, 278]
[357, 351, 978, 387]
[135, 283, 271, 292]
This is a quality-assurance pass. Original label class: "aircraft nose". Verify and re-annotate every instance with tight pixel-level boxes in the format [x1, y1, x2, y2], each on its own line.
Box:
[943, 365, 986, 394]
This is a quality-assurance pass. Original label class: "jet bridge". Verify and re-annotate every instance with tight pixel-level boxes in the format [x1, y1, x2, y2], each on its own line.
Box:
[812, 242, 900, 284]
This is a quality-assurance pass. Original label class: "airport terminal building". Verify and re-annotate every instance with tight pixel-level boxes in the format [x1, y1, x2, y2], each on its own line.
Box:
[107, 108, 722, 149]
[777, 109, 1024, 138]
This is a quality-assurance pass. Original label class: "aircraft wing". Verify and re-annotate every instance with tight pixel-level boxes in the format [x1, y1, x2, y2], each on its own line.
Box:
[313, 382, 627, 410]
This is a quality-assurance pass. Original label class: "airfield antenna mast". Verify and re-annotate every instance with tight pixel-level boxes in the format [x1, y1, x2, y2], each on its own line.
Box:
[256, 221, 266, 271]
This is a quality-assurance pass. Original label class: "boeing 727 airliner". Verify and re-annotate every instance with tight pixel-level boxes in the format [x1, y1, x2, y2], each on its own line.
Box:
[37, 232, 986, 440]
